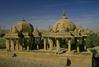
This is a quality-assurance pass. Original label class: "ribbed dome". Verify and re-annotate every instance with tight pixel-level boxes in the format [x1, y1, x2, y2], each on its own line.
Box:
[52, 14, 76, 32]
[11, 19, 34, 33]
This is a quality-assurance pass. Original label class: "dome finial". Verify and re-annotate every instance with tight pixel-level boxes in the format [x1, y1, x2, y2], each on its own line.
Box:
[63, 10, 66, 16]
[61, 10, 68, 19]
[21, 17, 26, 21]
[35, 27, 39, 32]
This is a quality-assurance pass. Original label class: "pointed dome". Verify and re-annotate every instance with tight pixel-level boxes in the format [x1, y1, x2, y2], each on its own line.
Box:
[11, 19, 34, 33]
[52, 13, 76, 32]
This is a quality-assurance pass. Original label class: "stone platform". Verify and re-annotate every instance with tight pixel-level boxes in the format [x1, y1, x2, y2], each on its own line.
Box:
[0, 50, 93, 67]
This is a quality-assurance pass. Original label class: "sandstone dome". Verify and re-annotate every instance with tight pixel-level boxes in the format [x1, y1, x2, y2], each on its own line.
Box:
[52, 14, 76, 32]
[11, 19, 34, 33]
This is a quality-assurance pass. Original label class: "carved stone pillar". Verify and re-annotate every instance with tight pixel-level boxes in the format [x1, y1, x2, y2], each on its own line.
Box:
[77, 39, 80, 53]
[15, 39, 19, 51]
[27, 39, 29, 51]
[10, 39, 14, 51]
[84, 38, 87, 51]
[27, 46, 29, 51]
[56, 38, 60, 52]
[18, 40, 23, 51]
[6, 39, 10, 51]
[67, 38, 71, 52]
[48, 38, 53, 51]
[44, 38, 47, 51]
[20, 45, 23, 51]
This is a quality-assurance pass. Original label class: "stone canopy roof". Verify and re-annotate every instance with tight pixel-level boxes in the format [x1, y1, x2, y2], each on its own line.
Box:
[52, 14, 76, 32]
[10, 19, 34, 33]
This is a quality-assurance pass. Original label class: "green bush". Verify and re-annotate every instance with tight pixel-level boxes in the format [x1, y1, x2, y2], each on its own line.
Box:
[0, 38, 6, 49]
[0, 32, 5, 37]
[86, 33, 99, 48]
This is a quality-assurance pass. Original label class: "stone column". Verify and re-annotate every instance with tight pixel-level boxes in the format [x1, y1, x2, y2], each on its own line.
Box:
[84, 38, 87, 51]
[48, 38, 53, 51]
[19, 45, 23, 51]
[67, 38, 71, 53]
[44, 38, 47, 51]
[56, 38, 60, 52]
[27, 45, 29, 50]
[6, 39, 10, 51]
[27, 39, 29, 51]
[77, 39, 80, 53]
[10, 39, 14, 51]
[18, 39, 23, 51]
[15, 39, 19, 51]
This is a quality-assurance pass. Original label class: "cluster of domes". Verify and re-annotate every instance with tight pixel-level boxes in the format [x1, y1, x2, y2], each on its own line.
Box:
[52, 14, 76, 32]
[10, 19, 34, 33]
[10, 12, 77, 33]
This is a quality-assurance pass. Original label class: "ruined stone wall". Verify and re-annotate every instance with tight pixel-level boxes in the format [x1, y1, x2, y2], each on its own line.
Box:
[67, 53, 93, 67]
[0, 58, 66, 67]
[0, 51, 93, 67]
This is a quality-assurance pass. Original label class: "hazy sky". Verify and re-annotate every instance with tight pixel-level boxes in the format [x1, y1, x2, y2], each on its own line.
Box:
[0, 0, 99, 29]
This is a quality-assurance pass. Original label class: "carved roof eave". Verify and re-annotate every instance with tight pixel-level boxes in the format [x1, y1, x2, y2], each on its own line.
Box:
[42, 32, 87, 38]
[4, 32, 41, 39]
[4, 32, 87, 39]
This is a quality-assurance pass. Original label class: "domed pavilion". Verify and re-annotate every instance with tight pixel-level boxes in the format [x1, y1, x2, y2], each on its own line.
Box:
[5, 19, 41, 51]
[5, 13, 87, 53]
[42, 13, 87, 53]
[4, 13, 93, 67]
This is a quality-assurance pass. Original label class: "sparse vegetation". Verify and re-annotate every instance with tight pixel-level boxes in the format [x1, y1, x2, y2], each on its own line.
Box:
[0, 32, 5, 37]
[0, 30, 6, 49]
[0, 38, 6, 49]
[86, 32, 99, 48]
